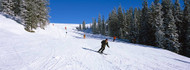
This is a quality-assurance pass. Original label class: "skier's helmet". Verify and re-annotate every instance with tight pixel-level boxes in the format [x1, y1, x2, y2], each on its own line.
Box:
[106, 38, 108, 41]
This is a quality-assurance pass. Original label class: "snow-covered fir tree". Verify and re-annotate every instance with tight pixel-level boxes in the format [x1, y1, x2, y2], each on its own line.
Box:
[183, 0, 190, 56]
[165, 9, 180, 53]
[98, 14, 101, 34]
[152, 0, 165, 48]
[23, 0, 39, 31]
[139, 0, 151, 45]
[136, 8, 142, 43]
[108, 8, 119, 37]
[86, 0, 188, 56]
[108, 13, 112, 36]
[1, 0, 21, 17]
[0, 0, 2, 11]
[162, 0, 180, 53]
[92, 18, 97, 34]
[79, 24, 82, 30]
[126, 8, 133, 40]
[101, 15, 106, 35]
[130, 8, 139, 43]
[174, 0, 185, 55]
[122, 9, 130, 39]
[117, 5, 124, 38]
[82, 20, 86, 30]
[120, 9, 126, 39]
[37, 0, 50, 29]
[148, 2, 156, 46]
[1, 0, 49, 32]
[162, 0, 171, 28]
[173, 0, 183, 42]
[1, 0, 15, 16]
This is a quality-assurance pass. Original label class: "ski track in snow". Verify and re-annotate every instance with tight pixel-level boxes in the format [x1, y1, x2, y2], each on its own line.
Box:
[0, 15, 190, 70]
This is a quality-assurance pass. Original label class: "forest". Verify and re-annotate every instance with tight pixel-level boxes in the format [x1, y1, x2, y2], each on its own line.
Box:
[79, 0, 190, 57]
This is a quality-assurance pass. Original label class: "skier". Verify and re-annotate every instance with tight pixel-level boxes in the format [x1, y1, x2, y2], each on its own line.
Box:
[113, 36, 116, 42]
[98, 39, 110, 53]
[65, 26, 67, 35]
[65, 27, 67, 30]
[83, 34, 86, 39]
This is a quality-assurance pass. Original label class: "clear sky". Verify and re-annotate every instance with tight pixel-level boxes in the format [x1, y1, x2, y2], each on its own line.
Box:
[49, 0, 184, 24]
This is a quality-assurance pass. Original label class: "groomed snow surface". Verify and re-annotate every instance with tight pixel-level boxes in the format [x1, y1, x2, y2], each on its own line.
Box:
[0, 14, 190, 70]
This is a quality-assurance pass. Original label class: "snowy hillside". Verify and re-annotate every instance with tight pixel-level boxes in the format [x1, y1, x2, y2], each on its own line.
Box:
[0, 14, 190, 70]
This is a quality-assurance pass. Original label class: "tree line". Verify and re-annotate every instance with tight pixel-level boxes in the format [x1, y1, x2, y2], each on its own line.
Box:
[80, 0, 190, 57]
[0, 0, 50, 32]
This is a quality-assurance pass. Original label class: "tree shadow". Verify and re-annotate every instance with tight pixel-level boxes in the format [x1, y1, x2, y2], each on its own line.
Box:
[173, 58, 190, 64]
[74, 29, 129, 43]
[0, 13, 23, 25]
[73, 36, 83, 39]
[76, 29, 162, 50]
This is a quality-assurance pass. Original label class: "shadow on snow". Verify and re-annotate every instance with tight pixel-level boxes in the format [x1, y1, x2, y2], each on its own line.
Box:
[74, 29, 161, 50]
[82, 47, 108, 55]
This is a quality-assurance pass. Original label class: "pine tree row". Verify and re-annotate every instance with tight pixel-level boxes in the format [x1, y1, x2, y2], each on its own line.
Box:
[91, 14, 106, 35]
[78, 20, 86, 30]
[87, 0, 190, 57]
[0, 0, 50, 32]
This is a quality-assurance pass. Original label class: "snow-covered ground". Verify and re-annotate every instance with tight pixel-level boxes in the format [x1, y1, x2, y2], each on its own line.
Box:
[0, 14, 190, 70]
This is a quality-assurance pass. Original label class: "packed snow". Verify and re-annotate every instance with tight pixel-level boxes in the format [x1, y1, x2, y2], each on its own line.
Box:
[0, 14, 190, 70]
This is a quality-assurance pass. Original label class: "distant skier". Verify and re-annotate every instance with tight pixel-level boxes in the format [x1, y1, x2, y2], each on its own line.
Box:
[65, 26, 67, 35]
[98, 39, 110, 53]
[113, 36, 116, 42]
[83, 34, 86, 39]
[65, 27, 67, 30]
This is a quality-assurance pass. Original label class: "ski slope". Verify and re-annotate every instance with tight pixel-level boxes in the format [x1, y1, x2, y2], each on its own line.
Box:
[0, 14, 190, 70]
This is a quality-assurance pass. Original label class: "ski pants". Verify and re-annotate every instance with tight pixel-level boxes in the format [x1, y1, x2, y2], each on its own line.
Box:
[98, 45, 105, 53]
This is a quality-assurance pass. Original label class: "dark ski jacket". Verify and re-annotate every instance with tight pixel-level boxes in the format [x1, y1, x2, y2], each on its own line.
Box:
[101, 40, 109, 48]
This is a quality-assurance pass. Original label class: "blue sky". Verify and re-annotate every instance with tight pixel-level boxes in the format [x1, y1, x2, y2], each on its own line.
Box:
[49, 0, 184, 24]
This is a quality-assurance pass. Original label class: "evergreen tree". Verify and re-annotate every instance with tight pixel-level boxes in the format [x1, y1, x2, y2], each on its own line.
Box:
[24, 0, 40, 31]
[162, 0, 172, 29]
[139, 0, 151, 45]
[92, 18, 97, 34]
[90, 23, 92, 29]
[98, 14, 102, 33]
[131, 8, 139, 43]
[148, 2, 156, 46]
[165, 9, 180, 53]
[120, 9, 126, 39]
[136, 8, 142, 43]
[174, 0, 183, 53]
[128, 8, 134, 42]
[1, 0, 15, 16]
[173, 0, 185, 54]
[82, 20, 86, 30]
[101, 15, 106, 35]
[1, 0, 49, 32]
[174, 0, 183, 34]
[79, 24, 82, 30]
[125, 8, 133, 40]
[118, 5, 124, 38]
[122, 9, 130, 39]
[152, 0, 165, 48]
[108, 8, 119, 37]
[0, 0, 2, 11]
[162, 0, 180, 53]
[183, 0, 190, 56]
[37, 0, 50, 29]
[13, 0, 21, 17]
